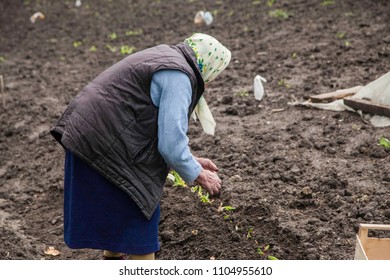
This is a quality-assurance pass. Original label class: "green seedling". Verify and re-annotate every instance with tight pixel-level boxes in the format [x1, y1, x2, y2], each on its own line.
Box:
[278, 79, 291, 88]
[321, 0, 335, 6]
[227, 10, 234, 17]
[291, 52, 297, 59]
[378, 136, 390, 149]
[257, 244, 279, 260]
[120, 45, 136, 55]
[108, 32, 118, 40]
[336, 32, 346, 39]
[191, 185, 211, 203]
[267, 0, 276, 7]
[89, 46, 97, 52]
[73, 41, 82, 48]
[237, 90, 249, 97]
[344, 41, 351, 47]
[252, 0, 261, 5]
[0, 56, 4, 63]
[247, 227, 254, 239]
[125, 28, 143, 36]
[106, 44, 117, 53]
[269, 9, 289, 19]
[345, 12, 353, 17]
[171, 170, 187, 187]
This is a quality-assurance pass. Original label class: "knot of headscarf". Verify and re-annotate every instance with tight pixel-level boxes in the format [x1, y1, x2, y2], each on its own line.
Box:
[185, 33, 231, 135]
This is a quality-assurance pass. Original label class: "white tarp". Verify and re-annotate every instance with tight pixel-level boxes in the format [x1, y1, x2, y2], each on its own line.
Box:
[289, 71, 390, 127]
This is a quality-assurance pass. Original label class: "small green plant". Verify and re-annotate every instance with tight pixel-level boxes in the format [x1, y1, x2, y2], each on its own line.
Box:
[344, 40, 351, 47]
[238, 90, 249, 97]
[125, 28, 143, 36]
[247, 227, 254, 239]
[120, 45, 136, 55]
[291, 52, 297, 59]
[108, 32, 118, 40]
[269, 9, 289, 19]
[0, 56, 4, 63]
[378, 136, 390, 149]
[252, 0, 261, 5]
[278, 79, 291, 88]
[73, 41, 82, 48]
[89, 46, 97, 52]
[321, 0, 335, 6]
[257, 244, 279, 260]
[336, 32, 346, 39]
[106, 44, 117, 53]
[170, 170, 187, 187]
[267, 0, 276, 7]
[191, 185, 211, 203]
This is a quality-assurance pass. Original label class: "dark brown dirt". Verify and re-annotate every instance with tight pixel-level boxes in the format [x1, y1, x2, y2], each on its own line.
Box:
[1, 0, 389, 260]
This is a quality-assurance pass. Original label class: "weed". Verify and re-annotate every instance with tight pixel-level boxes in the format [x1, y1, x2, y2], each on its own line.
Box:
[120, 45, 136, 55]
[269, 9, 289, 19]
[378, 136, 390, 149]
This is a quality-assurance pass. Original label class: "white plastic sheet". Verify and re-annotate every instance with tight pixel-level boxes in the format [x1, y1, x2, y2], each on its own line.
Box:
[289, 71, 390, 127]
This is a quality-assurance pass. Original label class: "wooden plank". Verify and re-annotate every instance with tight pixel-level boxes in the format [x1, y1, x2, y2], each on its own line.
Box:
[310, 86, 363, 103]
[359, 224, 390, 231]
[354, 234, 368, 260]
[364, 238, 390, 260]
[344, 97, 390, 118]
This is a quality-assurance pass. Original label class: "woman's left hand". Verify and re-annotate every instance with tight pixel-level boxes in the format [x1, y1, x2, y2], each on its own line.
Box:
[195, 157, 219, 172]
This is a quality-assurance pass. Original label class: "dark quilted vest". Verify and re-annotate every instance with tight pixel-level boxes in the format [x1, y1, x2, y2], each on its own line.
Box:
[50, 42, 204, 219]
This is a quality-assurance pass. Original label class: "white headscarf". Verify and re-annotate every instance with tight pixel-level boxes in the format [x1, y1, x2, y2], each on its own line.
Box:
[185, 33, 231, 135]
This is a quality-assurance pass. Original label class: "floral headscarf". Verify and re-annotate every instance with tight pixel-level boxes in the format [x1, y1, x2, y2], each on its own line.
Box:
[185, 33, 231, 135]
[185, 33, 231, 84]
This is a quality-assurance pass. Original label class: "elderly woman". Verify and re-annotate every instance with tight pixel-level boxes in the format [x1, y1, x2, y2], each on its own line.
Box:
[50, 33, 231, 260]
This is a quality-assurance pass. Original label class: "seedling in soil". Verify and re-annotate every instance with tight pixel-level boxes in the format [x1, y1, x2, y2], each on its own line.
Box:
[278, 79, 291, 88]
[89, 46, 97, 52]
[73, 41, 82, 48]
[321, 0, 335, 6]
[252, 0, 261, 5]
[378, 136, 390, 149]
[336, 32, 346, 39]
[246, 227, 254, 239]
[269, 9, 289, 19]
[125, 28, 143, 36]
[0, 56, 4, 63]
[108, 32, 118, 40]
[238, 90, 249, 97]
[191, 185, 212, 204]
[106, 44, 117, 53]
[267, 0, 276, 7]
[120, 45, 136, 55]
[257, 244, 278, 260]
[170, 170, 187, 187]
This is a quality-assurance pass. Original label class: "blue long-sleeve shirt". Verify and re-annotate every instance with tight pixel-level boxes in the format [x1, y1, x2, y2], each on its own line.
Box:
[150, 70, 202, 183]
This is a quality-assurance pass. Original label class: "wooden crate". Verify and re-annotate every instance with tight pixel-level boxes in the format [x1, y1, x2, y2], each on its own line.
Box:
[354, 224, 390, 260]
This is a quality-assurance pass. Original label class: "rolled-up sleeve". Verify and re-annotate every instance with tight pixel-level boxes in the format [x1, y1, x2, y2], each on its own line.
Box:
[150, 70, 202, 183]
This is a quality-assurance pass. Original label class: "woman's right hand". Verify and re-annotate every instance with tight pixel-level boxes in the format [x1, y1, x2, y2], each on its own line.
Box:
[195, 169, 222, 196]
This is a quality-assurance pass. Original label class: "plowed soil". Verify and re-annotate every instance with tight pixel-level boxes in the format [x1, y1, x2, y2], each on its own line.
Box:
[1, 0, 389, 260]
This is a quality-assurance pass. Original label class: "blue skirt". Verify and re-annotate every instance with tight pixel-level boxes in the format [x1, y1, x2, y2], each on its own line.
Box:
[63, 151, 160, 255]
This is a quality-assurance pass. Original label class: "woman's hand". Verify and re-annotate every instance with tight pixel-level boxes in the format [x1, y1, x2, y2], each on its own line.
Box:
[195, 169, 221, 196]
[195, 157, 219, 172]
